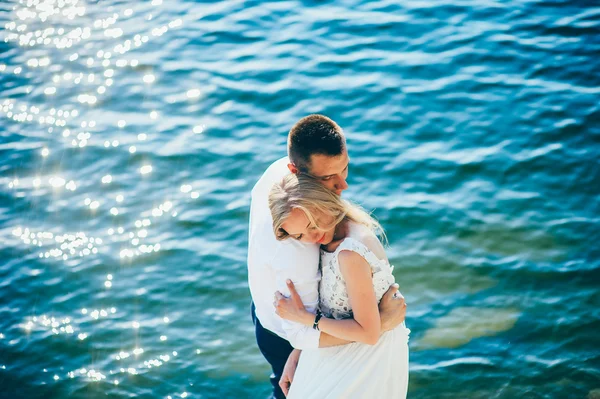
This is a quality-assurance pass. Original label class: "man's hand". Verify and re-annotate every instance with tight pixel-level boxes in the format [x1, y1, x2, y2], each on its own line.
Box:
[274, 280, 313, 326]
[279, 349, 301, 397]
[379, 283, 407, 332]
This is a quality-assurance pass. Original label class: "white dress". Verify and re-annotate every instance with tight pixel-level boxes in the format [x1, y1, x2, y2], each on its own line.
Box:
[288, 229, 411, 399]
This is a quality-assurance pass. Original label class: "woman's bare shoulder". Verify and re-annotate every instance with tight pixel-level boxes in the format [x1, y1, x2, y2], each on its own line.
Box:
[347, 223, 388, 263]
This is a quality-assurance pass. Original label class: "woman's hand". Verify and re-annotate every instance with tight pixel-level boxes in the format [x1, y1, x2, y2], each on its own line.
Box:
[274, 279, 314, 326]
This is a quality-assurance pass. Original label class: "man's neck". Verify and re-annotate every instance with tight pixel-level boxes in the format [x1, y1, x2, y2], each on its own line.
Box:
[321, 219, 350, 253]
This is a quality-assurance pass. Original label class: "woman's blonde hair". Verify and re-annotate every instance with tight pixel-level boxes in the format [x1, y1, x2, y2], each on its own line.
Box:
[268, 174, 385, 242]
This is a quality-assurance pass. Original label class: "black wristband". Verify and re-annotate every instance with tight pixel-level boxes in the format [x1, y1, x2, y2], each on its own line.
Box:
[313, 310, 323, 331]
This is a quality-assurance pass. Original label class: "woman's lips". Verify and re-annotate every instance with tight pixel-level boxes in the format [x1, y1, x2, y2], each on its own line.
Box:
[317, 232, 326, 244]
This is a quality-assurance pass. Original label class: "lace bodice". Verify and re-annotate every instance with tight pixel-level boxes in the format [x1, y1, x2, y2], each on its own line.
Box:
[318, 235, 396, 320]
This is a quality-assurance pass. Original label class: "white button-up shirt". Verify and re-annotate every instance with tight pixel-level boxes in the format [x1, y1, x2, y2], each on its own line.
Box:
[248, 157, 321, 350]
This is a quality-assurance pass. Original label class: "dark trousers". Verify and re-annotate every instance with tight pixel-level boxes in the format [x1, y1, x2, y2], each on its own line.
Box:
[251, 302, 294, 399]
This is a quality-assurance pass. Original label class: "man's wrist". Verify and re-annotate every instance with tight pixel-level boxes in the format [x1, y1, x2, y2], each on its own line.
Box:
[380, 312, 392, 332]
[291, 348, 301, 361]
[302, 311, 315, 326]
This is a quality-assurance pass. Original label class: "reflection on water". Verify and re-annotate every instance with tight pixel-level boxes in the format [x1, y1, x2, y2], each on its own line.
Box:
[398, 255, 496, 307]
[414, 307, 520, 350]
[456, 223, 567, 263]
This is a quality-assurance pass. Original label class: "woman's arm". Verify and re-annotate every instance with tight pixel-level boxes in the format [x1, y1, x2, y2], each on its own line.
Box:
[317, 250, 381, 344]
[275, 250, 381, 345]
[275, 280, 407, 348]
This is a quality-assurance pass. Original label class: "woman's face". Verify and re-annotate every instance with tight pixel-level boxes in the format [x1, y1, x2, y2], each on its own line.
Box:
[281, 208, 336, 245]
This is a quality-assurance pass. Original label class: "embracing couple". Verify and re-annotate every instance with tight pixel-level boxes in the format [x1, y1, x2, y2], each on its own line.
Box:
[248, 115, 410, 398]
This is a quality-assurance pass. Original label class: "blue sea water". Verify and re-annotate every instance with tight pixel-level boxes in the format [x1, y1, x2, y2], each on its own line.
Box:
[1, 0, 599, 398]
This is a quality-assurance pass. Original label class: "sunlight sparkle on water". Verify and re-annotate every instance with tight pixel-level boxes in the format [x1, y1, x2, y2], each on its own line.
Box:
[5, 1, 199, 394]
[13, 228, 100, 260]
[22, 315, 79, 337]
[65, 180, 76, 190]
[49, 176, 66, 188]
[187, 89, 201, 99]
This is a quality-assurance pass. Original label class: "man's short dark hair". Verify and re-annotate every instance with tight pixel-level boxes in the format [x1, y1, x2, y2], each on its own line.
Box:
[287, 114, 346, 172]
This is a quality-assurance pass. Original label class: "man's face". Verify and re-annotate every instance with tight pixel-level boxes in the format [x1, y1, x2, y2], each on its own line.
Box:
[305, 149, 350, 196]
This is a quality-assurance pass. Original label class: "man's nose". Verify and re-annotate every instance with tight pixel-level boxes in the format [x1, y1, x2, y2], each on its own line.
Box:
[336, 176, 349, 192]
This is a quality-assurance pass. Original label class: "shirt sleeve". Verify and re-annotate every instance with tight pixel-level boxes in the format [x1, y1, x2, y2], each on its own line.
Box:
[271, 240, 321, 350]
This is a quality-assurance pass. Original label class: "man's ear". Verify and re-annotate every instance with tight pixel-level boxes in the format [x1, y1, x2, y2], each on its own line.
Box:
[287, 163, 299, 174]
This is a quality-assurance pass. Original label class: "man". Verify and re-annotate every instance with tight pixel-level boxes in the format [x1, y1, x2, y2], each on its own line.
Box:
[248, 115, 406, 398]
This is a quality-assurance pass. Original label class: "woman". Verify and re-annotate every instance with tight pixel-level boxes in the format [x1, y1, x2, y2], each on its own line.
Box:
[268, 174, 410, 398]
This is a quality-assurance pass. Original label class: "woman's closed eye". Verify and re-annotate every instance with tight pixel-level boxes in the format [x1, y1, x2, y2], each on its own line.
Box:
[295, 227, 317, 240]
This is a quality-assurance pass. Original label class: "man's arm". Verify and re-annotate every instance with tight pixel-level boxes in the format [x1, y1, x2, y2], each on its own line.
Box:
[272, 244, 322, 350]
[279, 348, 301, 397]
